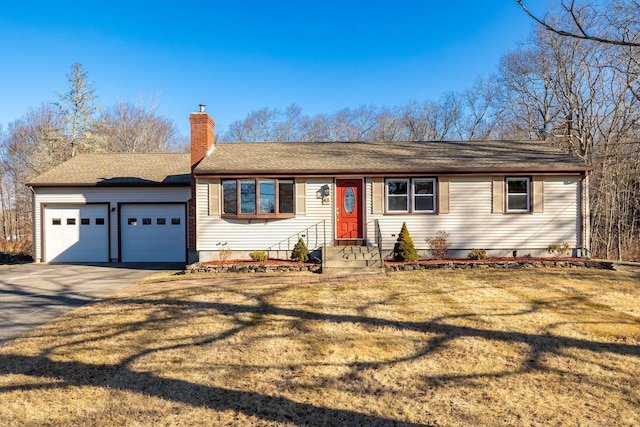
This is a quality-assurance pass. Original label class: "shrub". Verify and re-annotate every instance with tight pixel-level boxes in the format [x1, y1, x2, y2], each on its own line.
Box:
[291, 238, 309, 262]
[547, 242, 571, 256]
[425, 231, 451, 259]
[393, 222, 419, 262]
[468, 248, 488, 260]
[249, 250, 268, 261]
[218, 247, 232, 261]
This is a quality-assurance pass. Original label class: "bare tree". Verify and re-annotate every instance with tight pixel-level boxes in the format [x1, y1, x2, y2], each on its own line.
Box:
[370, 106, 405, 142]
[91, 97, 181, 153]
[456, 77, 501, 140]
[401, 96, 461, 141]
[501, 4, 640, 260]
[0, 104, 68, 245]
[330, 106, 379, 141]
[222, 105, 303, 142]
[298, 113, 332, 142]
[516, 0, 640, 47]
[496, 40, 559, 140]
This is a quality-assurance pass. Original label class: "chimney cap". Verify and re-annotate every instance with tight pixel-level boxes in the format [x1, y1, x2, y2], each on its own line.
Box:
[198, 104, 206, 113]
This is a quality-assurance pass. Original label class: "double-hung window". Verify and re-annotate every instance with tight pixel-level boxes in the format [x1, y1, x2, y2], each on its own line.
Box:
[387, 179, 409, 212]
[506, 177, 530, 212]
[413, 179, 435, 212]
[222, 178, 295, 218]
[386, 178, 436, 213]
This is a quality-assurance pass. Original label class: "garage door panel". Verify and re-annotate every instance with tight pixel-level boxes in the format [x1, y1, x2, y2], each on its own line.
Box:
[44, 205, 109, 262]
[121, 204, 186, 262]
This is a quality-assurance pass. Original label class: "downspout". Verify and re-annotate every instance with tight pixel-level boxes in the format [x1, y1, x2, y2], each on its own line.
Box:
[28, 185, 37, 262]
[584, 171, 590, 257]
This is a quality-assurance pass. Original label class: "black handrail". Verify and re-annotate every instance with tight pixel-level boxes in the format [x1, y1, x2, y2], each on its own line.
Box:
[266, 220, 327, 256]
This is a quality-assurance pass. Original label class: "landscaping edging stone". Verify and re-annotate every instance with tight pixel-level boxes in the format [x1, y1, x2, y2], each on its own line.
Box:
[385, 259, 615, 271]
[187, 259, 614, 274]
[187, 262, 321, 274]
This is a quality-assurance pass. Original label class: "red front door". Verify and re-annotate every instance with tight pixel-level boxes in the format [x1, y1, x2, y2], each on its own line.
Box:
[336, 179, 363, 239]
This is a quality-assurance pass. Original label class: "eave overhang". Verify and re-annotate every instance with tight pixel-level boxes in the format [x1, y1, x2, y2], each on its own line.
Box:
[194, 165, 592, 178]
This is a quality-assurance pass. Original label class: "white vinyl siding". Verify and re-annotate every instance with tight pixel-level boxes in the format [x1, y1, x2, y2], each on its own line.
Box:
[196, 177, 332, 258]
[32, 186, 190, 262]
[196, 175, 580, 260]
[368, 176, 580, 255]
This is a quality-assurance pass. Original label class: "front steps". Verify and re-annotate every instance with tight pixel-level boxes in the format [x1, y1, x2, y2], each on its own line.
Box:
[322, 245, 385, 275]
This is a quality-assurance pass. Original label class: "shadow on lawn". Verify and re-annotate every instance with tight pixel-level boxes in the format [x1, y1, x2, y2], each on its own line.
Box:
[0, 353, 428, 426]
[1, 277, 638, 426]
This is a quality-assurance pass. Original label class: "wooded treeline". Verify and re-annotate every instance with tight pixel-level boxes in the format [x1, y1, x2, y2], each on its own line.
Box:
[1, 1, 638, 260]
[0, 63, 185, 253]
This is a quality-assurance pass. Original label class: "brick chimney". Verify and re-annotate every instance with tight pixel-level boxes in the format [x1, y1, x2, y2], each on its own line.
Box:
[188, 104, 215, 262]
[190, 104, 215, 167]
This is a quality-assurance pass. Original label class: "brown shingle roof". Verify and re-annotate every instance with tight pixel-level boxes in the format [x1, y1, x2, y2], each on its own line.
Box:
[27, 153, 190, 186]
[194, 140, 589, 175]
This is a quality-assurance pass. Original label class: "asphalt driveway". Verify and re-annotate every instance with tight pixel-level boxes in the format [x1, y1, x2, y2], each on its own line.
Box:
[0, 263, 183, 344]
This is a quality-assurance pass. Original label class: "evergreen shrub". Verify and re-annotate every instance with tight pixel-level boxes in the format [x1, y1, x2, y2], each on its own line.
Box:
[393, 222, 419, 262]
[468, 248, 488, 260]
[249, 250, 268, 261]
[291, 238, 309, 262]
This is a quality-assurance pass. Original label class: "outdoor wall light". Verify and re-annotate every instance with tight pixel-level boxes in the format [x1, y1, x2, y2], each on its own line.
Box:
[316, 184, 331, 199]
[316, 184, 331, 205]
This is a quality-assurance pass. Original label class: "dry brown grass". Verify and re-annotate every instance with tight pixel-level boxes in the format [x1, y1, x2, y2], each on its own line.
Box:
[1, 267, 639, 426]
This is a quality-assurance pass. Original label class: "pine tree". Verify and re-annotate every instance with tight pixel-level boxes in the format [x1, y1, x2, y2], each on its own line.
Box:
[57, 62, 98, 156]
[291, 237, 309, 262]
[393, 222, 419, 262]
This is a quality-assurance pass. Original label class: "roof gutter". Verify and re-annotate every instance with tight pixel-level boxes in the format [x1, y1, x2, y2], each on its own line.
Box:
[26, 182, 191, 187]
[194, 166, 592, 178]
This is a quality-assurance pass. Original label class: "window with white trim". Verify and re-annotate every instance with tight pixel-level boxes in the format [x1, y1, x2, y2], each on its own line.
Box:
[386, 178, 436, 213]
[222, 178, 295, 218]
[506, 177, 530, 212]
[414, 179, 435, 212]
[387, 179, 409, 212]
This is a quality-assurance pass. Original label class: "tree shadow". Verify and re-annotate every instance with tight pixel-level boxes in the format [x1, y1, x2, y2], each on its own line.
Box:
[1, 276, 638, 425]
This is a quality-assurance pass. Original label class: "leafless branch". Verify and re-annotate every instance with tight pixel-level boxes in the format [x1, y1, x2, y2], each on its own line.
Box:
[516, 0, 640, 47]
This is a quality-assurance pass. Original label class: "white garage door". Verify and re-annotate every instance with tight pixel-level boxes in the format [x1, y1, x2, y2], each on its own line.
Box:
[44, 205, 109, 262]
[120, 204, 186, 262]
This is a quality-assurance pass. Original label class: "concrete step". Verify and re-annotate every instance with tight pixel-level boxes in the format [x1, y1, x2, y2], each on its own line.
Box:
[322, 245, 384, 274]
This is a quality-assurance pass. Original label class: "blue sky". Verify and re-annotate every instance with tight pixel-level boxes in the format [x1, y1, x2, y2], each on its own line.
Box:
[0, 1, 549, 137]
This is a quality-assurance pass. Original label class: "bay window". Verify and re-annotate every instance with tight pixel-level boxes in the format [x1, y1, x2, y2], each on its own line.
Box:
[222, 178, 295, 218]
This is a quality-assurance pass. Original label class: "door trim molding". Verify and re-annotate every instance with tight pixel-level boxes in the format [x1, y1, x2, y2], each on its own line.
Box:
[334, 178, 365, 240]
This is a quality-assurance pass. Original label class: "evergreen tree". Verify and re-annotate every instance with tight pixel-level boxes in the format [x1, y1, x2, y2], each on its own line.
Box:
[57, 62, 98, 156]
[393, 222, 419, 262]
[291, 237, 309, 262]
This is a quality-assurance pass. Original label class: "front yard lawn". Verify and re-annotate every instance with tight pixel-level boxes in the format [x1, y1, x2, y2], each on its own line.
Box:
[1, 267, 639, 426]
